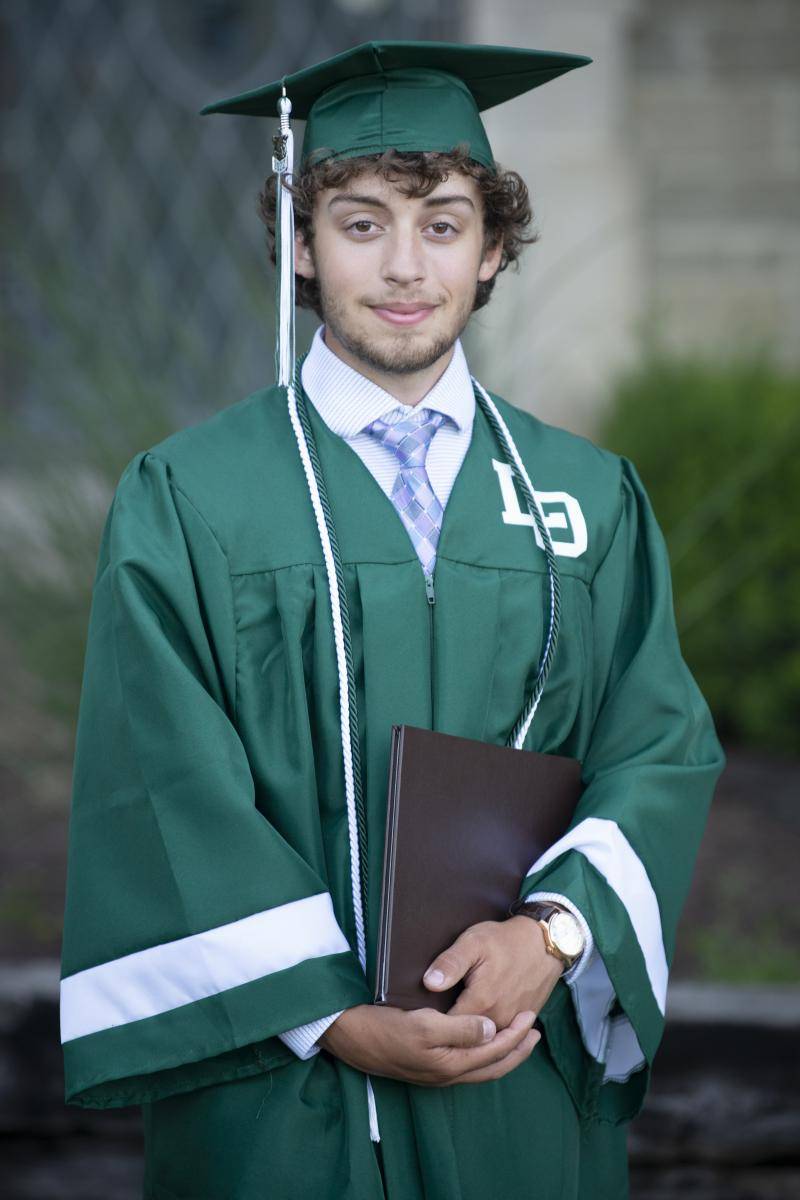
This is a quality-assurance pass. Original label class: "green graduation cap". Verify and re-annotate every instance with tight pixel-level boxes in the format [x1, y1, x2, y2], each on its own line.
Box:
[200, 40, 592, 385]
[201, 40, 592, 172]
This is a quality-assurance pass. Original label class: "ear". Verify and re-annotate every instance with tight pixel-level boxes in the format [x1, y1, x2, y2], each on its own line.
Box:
[294, 230, 316, 280]
[477, 238, 503, 283]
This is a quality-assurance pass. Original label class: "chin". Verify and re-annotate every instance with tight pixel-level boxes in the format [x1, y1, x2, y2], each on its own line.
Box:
[324, 301, 461, 375]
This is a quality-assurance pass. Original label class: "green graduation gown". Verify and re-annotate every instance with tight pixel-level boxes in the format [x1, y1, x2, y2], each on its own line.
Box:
[60, 376, 725, 1199]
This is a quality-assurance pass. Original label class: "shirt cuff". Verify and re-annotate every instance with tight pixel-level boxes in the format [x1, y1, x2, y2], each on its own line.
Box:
[523, 890, 597, 985]
[277, 1009, 346, 1060]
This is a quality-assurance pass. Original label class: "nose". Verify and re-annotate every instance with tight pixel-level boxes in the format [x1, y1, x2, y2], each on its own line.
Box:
[381, 227, 426, 287]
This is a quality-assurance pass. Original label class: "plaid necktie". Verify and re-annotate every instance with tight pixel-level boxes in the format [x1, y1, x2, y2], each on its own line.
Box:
[364, 407, 447, 576]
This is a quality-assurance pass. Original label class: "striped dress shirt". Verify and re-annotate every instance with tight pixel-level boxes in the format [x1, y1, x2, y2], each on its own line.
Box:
[278, 323, 596, 1060]
[300, 321, 475, 507]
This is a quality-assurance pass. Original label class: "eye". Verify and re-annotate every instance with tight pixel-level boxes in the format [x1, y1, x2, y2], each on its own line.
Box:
[428, 221, 457, 237]
[345, 219, 379, 235]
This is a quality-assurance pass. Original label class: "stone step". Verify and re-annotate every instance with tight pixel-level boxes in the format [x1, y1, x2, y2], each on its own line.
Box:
[2, 961, 798, 1197]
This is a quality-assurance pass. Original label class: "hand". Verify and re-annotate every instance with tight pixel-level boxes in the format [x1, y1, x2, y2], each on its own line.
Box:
[422, 916, 564, 1032]
[318, 1004, 541, 1087]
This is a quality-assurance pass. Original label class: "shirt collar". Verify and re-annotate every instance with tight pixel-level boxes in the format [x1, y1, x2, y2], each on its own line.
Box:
[300, 323, 475, 438]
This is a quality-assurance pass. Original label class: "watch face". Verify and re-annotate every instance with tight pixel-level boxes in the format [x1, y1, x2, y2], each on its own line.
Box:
[550, 912, 585, 958]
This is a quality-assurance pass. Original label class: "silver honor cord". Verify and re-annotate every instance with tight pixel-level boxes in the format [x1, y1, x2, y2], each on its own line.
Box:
[470, 378, 562, 748]
[272, 88, 296, 387]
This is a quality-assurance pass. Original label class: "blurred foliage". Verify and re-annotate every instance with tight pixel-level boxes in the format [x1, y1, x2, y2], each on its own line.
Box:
[687, 920, 800, 984]
[679, 856, 800, 983]
[0, 248, 269, 726]
[599, 343, 800, 754]
[0, 882, 63, 951]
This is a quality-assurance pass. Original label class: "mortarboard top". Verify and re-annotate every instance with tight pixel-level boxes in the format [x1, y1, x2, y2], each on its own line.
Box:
[200, 40, 593, 172]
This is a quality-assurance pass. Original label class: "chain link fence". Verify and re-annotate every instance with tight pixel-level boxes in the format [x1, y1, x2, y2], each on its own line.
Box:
[3, 0, 460, 459]
[0, 0, 461, 965]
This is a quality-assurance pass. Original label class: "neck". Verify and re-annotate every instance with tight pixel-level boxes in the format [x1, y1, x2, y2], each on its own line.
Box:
[322, 325, 455, 407]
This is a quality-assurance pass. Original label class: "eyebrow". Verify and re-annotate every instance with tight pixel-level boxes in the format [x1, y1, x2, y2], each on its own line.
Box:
[328, 192, 476, 212]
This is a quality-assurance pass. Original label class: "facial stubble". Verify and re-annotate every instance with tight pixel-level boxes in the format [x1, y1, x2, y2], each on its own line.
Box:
[311, 245, 478, 377]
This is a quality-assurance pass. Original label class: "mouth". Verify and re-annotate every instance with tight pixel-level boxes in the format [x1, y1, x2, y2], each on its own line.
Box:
[370, 303, 437, 327]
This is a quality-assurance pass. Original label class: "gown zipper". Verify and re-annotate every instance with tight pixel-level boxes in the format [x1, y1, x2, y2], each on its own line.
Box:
[425, 570, 435, 725]
[370, 568, 433, 1144]
[369, 568, 434, 1145]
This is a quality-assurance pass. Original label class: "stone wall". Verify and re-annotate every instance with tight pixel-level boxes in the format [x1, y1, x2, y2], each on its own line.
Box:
[628, 0, 800, 365]
[464, 0, 800, 435]
[465, 0, 644, 434]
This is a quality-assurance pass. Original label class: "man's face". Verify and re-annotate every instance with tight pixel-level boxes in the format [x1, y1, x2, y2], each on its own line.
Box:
[294, 166, 503, 376]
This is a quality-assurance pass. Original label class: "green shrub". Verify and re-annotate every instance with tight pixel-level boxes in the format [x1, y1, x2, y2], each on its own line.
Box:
[0, 249, 315, 728]
[0, 253, 258, 724]
[598, 347, 800, 754]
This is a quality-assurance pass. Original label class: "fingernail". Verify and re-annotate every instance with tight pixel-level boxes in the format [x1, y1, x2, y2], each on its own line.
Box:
[424, 969, 444, 986]
[482, 1019, 495, 1041]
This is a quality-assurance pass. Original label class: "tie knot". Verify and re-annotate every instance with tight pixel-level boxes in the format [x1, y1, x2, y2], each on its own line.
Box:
[365, 407, 447, 469]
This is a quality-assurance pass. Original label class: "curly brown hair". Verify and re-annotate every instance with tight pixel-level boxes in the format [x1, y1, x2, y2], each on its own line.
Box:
[257, 142, 539, 318]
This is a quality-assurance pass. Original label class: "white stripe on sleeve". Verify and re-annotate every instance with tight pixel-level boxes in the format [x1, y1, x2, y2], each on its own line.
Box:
[525, 816, 667, 1013]
[524, 816, 663, 1081]
[60, 891, 350, 1043]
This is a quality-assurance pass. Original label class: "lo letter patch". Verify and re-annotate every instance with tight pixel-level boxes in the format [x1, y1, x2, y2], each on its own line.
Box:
[491, 459, 588, 559]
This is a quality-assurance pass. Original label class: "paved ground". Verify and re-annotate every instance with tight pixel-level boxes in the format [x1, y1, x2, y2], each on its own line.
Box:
[5, 1147, 800, 1200]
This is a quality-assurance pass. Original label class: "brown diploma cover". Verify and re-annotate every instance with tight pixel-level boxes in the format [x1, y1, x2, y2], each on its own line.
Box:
[374, 724, 582, 1013]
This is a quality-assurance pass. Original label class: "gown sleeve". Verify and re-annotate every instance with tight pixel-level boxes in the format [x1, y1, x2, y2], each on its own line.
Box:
[516, 455, 725, 1125]
[60, 451, 372, 1109]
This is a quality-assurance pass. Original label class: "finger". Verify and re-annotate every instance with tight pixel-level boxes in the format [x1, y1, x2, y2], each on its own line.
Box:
[444, 985, 494, 1019]
[450, 1027, 542, 1085]
[422, 932, 477, 991]
[434, 1011, 536, 1079]
[445, 995, 517, 1038]
[422, 1010, 499, 1049]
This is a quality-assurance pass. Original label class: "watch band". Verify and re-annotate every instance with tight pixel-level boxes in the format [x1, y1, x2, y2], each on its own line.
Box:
[507, 898, 563, 922]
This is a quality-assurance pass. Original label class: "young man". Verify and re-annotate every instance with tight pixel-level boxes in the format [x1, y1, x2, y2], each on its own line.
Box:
[60, 42, 725, 1200]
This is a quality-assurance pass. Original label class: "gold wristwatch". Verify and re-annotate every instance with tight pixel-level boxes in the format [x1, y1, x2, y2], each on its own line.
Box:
[507, 899, 586, 970]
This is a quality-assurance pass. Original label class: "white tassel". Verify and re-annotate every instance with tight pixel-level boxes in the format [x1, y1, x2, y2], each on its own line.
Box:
[273, 90, 296, 387]
[366, 1076, 380, 1141]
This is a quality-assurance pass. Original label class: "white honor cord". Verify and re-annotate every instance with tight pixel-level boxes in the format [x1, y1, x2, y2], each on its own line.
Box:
[286, 380, 381, 1142]
[286, 382, 366, 966]
[471, 378, 558, 748]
